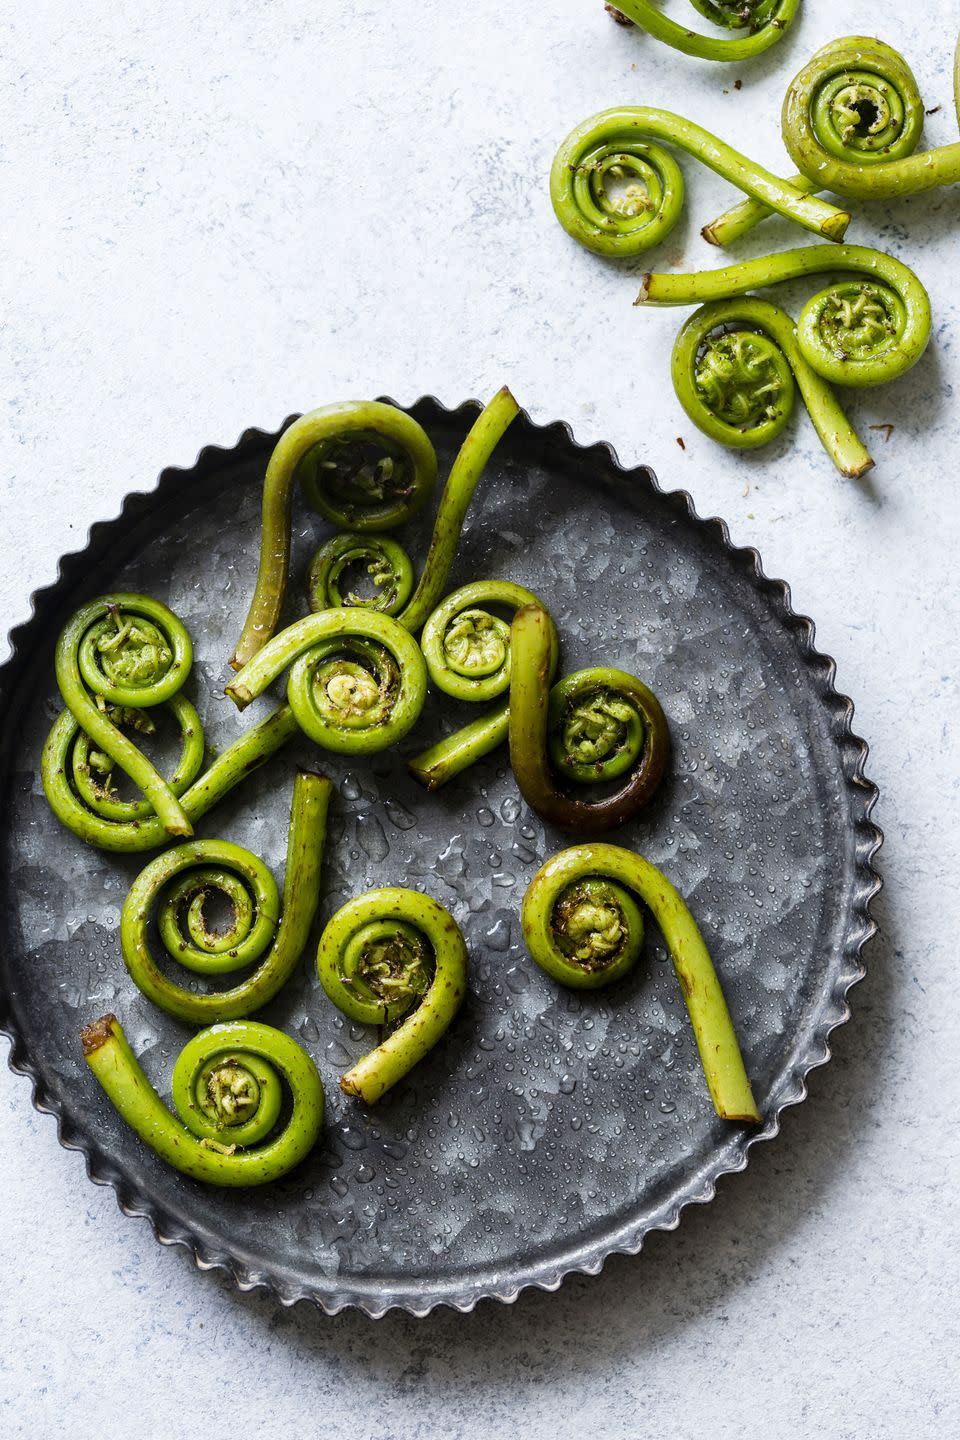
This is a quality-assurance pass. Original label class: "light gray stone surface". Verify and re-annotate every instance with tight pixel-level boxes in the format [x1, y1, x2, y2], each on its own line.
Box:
[1, 1, 957, 1435]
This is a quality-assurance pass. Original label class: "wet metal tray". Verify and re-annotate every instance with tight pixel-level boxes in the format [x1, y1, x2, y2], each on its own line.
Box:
[0, 399, 881, 1315]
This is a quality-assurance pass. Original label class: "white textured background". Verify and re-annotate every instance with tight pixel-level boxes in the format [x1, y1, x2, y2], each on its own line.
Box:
[2, 1, 958, 1435]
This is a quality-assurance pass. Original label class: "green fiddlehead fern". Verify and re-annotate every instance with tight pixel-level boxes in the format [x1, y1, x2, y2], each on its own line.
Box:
[231, 402, 437, 670]
[521, 843, 760, 1122]
[317, 888, 468, 1103]
[408, 584, 559, 790]
[548, 668, 661, 785]
[120, 771, 330, 1023]
[702, 174, 817, 249]
[42, 703, 299, 853]
[81, 1014, 324, 1186]
[550, 107, 848, 258]
[307, 532, 415, 617]
[393, 387, 520, 634]
[671, 297, 874, 476]
[226, 610, 427, 754]
[704, 36, 960, 246]
[52, 594, 195, 837]
[305, 390, 521, 631]
[508, 604, 670, 833]
[421, 580, 545, 702]
[234, 390, 517, 666]
[784, 35, 960, 201]
[607, 0, 799, 62]
[299, 424, 436, 531]
[637, 245, 932, 388]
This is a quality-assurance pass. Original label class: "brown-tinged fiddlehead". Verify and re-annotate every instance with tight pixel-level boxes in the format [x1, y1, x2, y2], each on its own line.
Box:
[508, 604, 670, 833]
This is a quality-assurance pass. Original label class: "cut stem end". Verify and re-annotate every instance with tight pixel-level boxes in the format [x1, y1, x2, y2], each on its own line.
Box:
[225, 683, 253, 710]
[81, 1014, 118, 1056]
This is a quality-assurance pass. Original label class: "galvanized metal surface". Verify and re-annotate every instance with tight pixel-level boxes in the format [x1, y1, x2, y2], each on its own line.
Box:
[0, 399, 881, 1315]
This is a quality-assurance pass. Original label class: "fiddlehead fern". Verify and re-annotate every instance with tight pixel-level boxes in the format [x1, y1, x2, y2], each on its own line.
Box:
[637, 245, 932, 388]
[53, 594, 195, 837]
[704, 36, 960, 245]
[62, 695, 205, 823]
[420, 580, 546, 702]
[408, 584, 559, 790]
[607, 1, 799, 62]
[232, 391, 517, 664]
[81, 1014, 324, 1186]
[42, 703, 299, 853]
[521, 843, 760, 1122]
[226, 610, 427, 754]
[299, 424, 436, 530]
[784, 35, 960, 201]
[550, 107, 848, 258]
[671, 298, 874, 476]
[508, 604, 669, 833]
[394, 387, 520, 633]
[120, 771, 331, 1024]
[307, 533, 415, 617]
[230, 402, 437, 669]
[548, 669, 659, 784]
[304, 391, 519, 630]
[317, 888, 468, 1103]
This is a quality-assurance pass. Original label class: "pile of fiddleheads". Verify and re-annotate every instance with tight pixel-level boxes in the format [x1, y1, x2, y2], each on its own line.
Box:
[638, 244, 932, 470]
[231, 401, 437, 670]
[49, 390, 764, 1188]
[552, 31, 954, 470]
[234, 388, 518, 667]
[605, 1, 800, 63]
